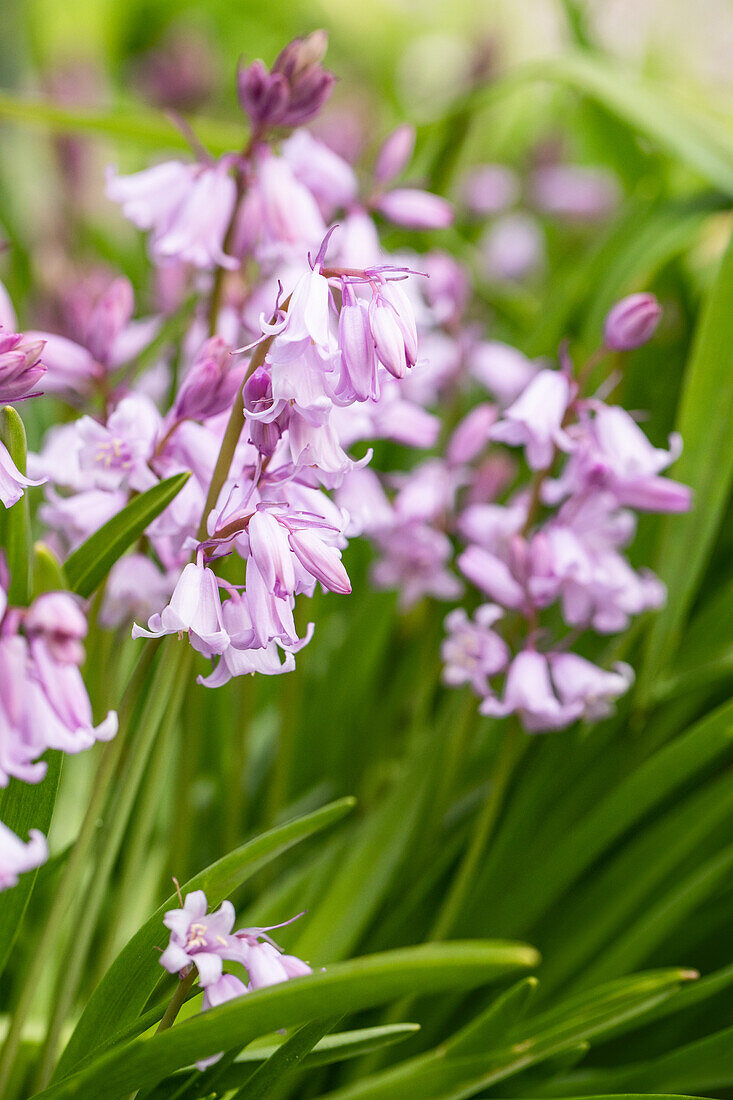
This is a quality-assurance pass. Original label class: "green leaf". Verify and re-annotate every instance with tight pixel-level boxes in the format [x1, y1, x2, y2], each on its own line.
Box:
[0, 405, 32, 603]
[315, 970, 688, 1100]
[55, 798, 356, 1080]
[0, 92, 243, 156]
[229, 1017, 338, 1100]
[528, 53, 733, 195]
[32, 542, 67, 597]
[35, 942, 539, 1100]
[142, 1024, 422, 1099]
[486, 698, 733, 936]
[446, 978, 539, 1057]
[640, 228, 733, 692]
[0, 752, 62, 979]
[290, 753, 431, 962]
[63, 473, 190, 598]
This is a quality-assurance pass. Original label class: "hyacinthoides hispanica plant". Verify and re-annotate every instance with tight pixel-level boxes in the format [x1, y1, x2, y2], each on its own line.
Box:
[0, 18, 732, 1100]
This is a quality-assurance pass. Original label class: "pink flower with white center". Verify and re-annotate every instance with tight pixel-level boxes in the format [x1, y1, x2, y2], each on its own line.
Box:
[0, 328, 45, 403]
[24, 592, 87, 664]
[0, 821, 48, 892]
[490, 369, 575, 470]
[76, 394, 161, 493]
[107, 159, 238, 270]
[0, 441, 44, 509]
[441, 605, 509, 695]
[548, 652, 633, 720]
[375, 189, 453, 231]
[132, 559, 230, 657]
[160, 890, 239, 987]
[480, 649, 584, 733]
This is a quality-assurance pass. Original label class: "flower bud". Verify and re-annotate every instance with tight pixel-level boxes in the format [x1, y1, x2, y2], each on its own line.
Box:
[375, 188, 453, 230]
[174, 337, 241, 422]
[0, 329, 45, 403]
[237, 60, 289, 127]
[603, 293, 661, 351]
[25, 591, 88, 665]
[374, 125, 415, 185]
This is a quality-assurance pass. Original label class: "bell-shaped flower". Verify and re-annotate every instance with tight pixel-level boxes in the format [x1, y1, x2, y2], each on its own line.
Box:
[107, 160, 238, 270]
[375, 188, 453, 230]
[24, 592, 88, 665]
[0, 821, 47, 892]
[27, 639, 118, 753]
[549, 652, 633, 721]
[0, 440, 44, 508]
[490, 369, 574, 470]
[441, 605, 509, 695]
[480, 649, 584, 732]
[132, 560, 230, 657]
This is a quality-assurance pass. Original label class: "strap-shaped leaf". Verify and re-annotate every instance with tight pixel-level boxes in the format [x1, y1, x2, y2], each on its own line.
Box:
[0, 405, 32, 603]
[64, 472, 190, 598]
[55, 798, 355, 1080]
[0, 752, 62, 979]
[36, 941, 539, 1100]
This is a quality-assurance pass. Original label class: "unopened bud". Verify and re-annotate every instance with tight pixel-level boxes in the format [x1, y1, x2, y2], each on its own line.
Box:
[603, 293, 661, 351]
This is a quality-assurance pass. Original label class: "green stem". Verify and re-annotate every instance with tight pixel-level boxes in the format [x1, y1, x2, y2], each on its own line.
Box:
[0, 644, 159, 1097]
[156, 968, 197, 1034]
[197, 299, 290, 541]
[429, 721, 525, 942]
[34, 644, 191, 1090]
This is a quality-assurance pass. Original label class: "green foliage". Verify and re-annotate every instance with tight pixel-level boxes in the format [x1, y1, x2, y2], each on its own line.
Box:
[63, 472, 190, 597]
[1, 7, 732, 1100]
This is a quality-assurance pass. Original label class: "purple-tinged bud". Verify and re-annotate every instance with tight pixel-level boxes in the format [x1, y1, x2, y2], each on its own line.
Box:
[374, 125, 415, 185]
[85, 277, 135, 366]
[288, 528, 351, 594]
[375, 188, 454, 230]
[237, 60, 289, 127]
[379, 281, 418, 367]
[603, 293, 662, 351]
[25, 591, 88, 665]
[338, 287, 378, 402]
[272, 30, 328, 82]
[369, 300, 407, 379]
[0, 329, 46, 403]
[174, 337, 241, 422]
[249, 417, 283, 458]
[460, 164, 520, 216]
[248, 510, 296, 597]
[447, 403, 497, 466]
[280, 68, 335, 128]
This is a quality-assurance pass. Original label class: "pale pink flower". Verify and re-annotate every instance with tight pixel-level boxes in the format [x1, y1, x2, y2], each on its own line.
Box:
[0, 821, 47, 892]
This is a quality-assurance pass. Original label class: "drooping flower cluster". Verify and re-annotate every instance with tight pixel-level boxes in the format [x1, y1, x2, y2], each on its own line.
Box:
[0, 573, 117, 888]
[160, 889, 311, 1068]
[29, 33, 456, 690]
[345, 289, 690, 732]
